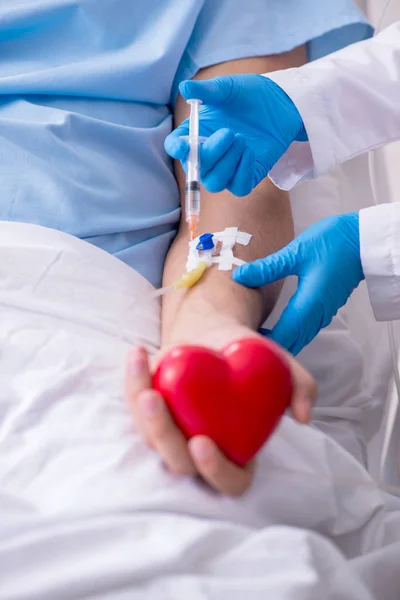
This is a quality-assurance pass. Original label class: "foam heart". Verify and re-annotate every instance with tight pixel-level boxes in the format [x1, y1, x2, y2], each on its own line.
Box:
[153, 337, 292, 466]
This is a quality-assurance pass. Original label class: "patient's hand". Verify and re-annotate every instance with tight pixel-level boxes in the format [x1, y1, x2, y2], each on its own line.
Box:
[125, 326, 316, 497]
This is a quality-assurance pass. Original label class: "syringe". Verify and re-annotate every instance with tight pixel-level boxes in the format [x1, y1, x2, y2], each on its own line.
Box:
[185, 99, 202, 241]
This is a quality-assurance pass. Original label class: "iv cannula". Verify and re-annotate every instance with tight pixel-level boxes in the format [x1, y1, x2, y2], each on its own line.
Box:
[186, 99, 202, 241]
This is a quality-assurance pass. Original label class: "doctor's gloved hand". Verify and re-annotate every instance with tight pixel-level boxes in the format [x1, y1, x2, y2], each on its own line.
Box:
[233, 213, 365, 356]
[165, 75, 307, 197]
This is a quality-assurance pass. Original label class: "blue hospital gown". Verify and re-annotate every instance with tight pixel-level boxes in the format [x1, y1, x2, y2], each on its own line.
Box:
[0, 0, 371, 287]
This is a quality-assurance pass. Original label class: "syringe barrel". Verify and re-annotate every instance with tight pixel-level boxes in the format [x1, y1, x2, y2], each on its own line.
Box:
[185, 181, 200, 219]
[187, 137, 200, 182]
[187, 99, 201, 182]
[186, 99, 201, 217]
[186, 99, 202, 234]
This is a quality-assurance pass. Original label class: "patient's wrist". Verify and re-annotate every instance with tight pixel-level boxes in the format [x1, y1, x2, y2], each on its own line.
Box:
[163, 290, 264, 350]
[162, 261, 277, 349]
[165, 320, 260, 353]
[166, 313, 237, 347]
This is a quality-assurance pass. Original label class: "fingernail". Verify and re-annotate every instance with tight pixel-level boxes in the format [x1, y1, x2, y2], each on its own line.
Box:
[127, 347, 146, 376]
[140, 392, 160, 417]
[190, 437, 212, 461]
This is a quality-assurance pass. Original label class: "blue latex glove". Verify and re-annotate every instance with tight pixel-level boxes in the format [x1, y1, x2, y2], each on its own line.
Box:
[233, 213, 365, 356]
[165, 75, 307, 197]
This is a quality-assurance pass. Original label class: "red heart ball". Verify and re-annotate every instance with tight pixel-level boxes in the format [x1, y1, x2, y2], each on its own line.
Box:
[153, 337, 292, 466]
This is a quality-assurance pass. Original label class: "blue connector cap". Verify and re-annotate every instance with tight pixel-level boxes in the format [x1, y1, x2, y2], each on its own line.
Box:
[196, 233, 214, 252]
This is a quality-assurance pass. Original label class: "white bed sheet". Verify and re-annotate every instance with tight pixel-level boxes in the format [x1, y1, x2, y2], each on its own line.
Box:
[0, 223, 399, 599]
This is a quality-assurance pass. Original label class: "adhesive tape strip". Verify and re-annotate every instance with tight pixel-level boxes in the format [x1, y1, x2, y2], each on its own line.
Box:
[186, 228, 252, 272]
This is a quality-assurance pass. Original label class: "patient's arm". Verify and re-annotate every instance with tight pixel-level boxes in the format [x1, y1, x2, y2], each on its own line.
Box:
[164, 52, 306, 368]
[162, 50, 306, 344]
[127, 49, 316, 496]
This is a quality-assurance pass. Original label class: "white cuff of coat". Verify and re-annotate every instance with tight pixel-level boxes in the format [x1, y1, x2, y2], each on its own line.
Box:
[264, 68, 337, 191]
[360, 203, 400, 322]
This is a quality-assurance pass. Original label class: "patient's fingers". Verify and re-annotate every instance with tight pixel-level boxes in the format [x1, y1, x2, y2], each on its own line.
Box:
[285, 353, 317, 424]
[259, 340, 316, 425]
[138, 390, 197, 476]
[189, 436, 254, 496]
[126, 347, 152, 398]
[125, 346, 154, 443]
[126, 346, 196, 475]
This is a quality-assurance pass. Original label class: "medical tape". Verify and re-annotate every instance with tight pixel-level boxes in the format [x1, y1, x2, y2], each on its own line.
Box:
[186, 227, 252, 272]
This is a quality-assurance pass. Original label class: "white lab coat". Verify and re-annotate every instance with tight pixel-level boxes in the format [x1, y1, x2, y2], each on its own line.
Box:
[266, 22, 400, 323]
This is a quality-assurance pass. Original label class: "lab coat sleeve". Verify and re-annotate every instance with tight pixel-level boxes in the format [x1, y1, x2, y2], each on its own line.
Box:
[266, 22, 400, 191]
[360, 203, 400, 322]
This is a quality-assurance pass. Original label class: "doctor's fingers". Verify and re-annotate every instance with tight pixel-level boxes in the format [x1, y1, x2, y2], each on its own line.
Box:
[202, 133, 247, 193]
[233, 244, 298, 289]
[189, 436, 255, 497]
[200, 128, 236, 178]
[164, 121, 190, 161]
[179, 77, 237, 107]
[269, 281, 323, 356]
[227, 146, 255, 197]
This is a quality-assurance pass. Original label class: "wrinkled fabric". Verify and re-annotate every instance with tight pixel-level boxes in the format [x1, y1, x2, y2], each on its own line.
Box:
[0, 0, 370, 287]
[267, 22, 400, 324]
[0, 222, 399, 599]
[269, 22, 400, 190]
